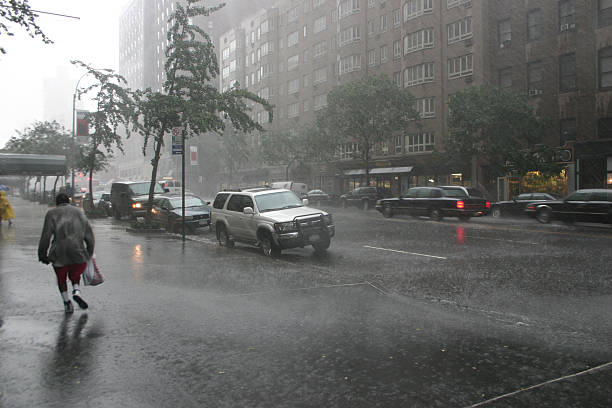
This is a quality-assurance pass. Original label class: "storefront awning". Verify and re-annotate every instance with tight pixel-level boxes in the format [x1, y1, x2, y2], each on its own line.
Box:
[343, 166, 413, 176]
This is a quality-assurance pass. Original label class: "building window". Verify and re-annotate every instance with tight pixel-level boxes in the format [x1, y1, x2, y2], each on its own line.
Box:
[339, 0, 361, 20]
[303, 99, 310, 112]
[367, 49, 376, 66]
[380, 14, 388, 32]
[600, 0, 612, 27]
[527, 61, 544, 92]
[560, 118, 577, 144]
[339, 26, 361, 47]
[447, 0, 470, 8]
[380, 45, 388, 63]
[393, 40, 401, 59]
[405, 133, 435, 152]
[393, 71, 402, 87]
[393, 8, 401, 27]
[498, 19, 511, 48]
[448, 54, 472, 79]
[403, 0, 433, 22]
[303, 74, 310, 87]
[314, 16, 327, 33]
[287, 54, 299, 71]
[368, 0, 375, 8]
[559, 53, 576, 93]
[314, 66, 327, 84]
[229, 59, 236, 72]
[313, 40, 327, 58]
[599, 47, 612, 89]
[288, 78, 300, 95]
[403, 27, 434, 54]
[222, 47, 230, 61]
[527, 9, 541, 41]
[404, 62, 435, 87]
[559, 0, 575, 31]
[339, 54, 361, 75]
[287, 31, 299, 47]
[222, 65, 230, 79]
[314, 93, 328, 110]
[287, 6, 299, 23]
[597, 117, 612, 139]
[313, 0, 326, 8]
[367, 19, 375, 36]
[414, 97, 435, 118]
[394, 136, 403, 153]
[447, 16, 472, 44]
[288, 102, 300, 118]
[499, 67, 512, 89]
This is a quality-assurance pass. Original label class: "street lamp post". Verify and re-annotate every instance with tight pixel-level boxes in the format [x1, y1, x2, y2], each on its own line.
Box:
[71, 72, 88, 200]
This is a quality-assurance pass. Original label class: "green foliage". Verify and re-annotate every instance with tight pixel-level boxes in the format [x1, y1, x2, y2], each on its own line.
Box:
[0, 0, 52, 54]
[316, 74, 420, 181]
[132, 0, 272, 220]
[447, 85, 558, 177]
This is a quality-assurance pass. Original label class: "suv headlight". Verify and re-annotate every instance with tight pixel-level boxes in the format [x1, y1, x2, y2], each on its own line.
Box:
[323, 214, 333, 225]
[274, 221, 297, 232]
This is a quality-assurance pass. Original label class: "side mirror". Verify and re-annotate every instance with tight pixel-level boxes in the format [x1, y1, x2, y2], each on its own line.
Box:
[205, 201, 211, 205]
[243, 207, 254, 215]
[302, 198, 309, 206]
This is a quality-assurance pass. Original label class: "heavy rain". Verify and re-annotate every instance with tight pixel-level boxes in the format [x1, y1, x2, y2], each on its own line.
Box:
[1, 1, 611, 407]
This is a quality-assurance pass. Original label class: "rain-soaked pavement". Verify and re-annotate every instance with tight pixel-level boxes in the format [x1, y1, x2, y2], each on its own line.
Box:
[1, 197, 611, 407]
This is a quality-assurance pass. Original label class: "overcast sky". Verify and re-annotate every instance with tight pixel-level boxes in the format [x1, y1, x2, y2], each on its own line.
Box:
[0, 0, 130, 148]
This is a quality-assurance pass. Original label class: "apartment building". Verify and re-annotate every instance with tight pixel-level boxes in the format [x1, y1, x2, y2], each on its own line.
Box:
[218, 0, 612, 196]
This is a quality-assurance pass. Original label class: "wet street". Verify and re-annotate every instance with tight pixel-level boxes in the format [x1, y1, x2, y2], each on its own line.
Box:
[1, 197, 611, 407]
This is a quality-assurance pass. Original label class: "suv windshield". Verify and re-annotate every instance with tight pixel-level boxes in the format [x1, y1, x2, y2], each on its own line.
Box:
[255, 191, 303, 212]
[129, 182, 164, 195]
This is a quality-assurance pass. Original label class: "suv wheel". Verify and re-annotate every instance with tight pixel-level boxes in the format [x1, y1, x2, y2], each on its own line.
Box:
[312, 236, 331, 253]
[362, 199, 370, 210]
[430, 208, 443, 221]
[217, 224, 235, 248]
[260, 232, 281, 257]
[536, 208, 551, 224]
[382, 204, 393, 218]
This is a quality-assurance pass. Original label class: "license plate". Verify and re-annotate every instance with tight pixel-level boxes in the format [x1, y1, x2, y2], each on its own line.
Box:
[198, 219, 208, 225]
[308, 234, 320, 242]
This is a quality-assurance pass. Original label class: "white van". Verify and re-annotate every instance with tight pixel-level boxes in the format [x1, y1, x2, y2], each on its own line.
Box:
[269, 181, 309, 197]
[159, 179, 182, 195]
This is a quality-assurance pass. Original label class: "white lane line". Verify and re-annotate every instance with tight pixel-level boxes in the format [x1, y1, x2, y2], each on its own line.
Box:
[465, 361, 612, 407]
[464, 235, 539, 245]
[364, 245, 447, 260]
[222, 282, 371, 297]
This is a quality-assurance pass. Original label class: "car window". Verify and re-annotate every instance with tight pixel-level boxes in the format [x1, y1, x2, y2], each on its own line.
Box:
[430, 189, 442, 198]
[416, 188, 431, 198]
[129, 182, 164, 195]
[565, 191, 589, 201]
[588, 191, 609, 202]
[441, 188, 468, 198]
[532, 194, 548, 200]
[256, 191, 303, 212]
[213, 193, 230, 209]
[516, 194, 531, 200]
[402, 188, 418, 199]
[170, 196, 205, 208]
[466, 188, 484, 197]
[227, 195, 247, 212]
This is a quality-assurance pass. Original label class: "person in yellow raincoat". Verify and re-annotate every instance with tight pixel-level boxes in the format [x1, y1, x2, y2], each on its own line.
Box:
[0, 190, 16, 226]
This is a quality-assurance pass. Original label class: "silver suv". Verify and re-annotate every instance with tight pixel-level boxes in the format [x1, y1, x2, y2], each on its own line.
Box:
[210, 188, 335, 256]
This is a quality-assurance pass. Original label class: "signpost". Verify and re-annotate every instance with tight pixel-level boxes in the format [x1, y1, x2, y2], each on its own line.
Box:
[171, 127, 186, 241]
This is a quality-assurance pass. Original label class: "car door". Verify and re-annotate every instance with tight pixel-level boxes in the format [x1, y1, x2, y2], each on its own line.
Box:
[225, 194, 256, 241]
[583, 191, 610, 223]
[510, 193, 532, 215]
[558, 191, 589, 221]
[398, 188, 417, 215]
[413, 188, 432, 215]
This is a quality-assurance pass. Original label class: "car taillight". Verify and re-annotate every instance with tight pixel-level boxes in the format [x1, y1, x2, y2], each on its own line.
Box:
[456, 201, 465, 209]
[527, 204, 535, 210]
[485, 201, 491, 209]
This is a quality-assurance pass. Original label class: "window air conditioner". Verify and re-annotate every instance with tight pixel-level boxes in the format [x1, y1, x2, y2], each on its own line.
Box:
[528, 89, 542, 96]
[560, 23, 570, 32]
[464, 37, 473, 47]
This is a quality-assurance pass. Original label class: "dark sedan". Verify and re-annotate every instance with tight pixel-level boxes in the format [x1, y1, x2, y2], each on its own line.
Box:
[375, 186, 490, 221]
[304, 189, 330, 205]
[526, 189, 612, 224]
[152, 195, 211, 232]
[491, 192, 557, 218]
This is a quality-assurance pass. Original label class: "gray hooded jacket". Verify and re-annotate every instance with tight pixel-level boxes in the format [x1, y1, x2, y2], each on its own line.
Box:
[38, 204, 95, 267]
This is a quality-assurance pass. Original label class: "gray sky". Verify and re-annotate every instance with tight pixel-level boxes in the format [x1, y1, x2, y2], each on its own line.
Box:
[0, 0, 129, 148]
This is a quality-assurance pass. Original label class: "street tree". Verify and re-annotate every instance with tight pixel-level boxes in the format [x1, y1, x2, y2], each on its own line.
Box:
[260, 124, 336, 180]
[316, 74, 420, 185]
[0, 0, 51, 54]
[131, 0, 272, 222]
[3, 120, 76, 197]
[71, 60, 135, 208]
[446, 85, 558, 179]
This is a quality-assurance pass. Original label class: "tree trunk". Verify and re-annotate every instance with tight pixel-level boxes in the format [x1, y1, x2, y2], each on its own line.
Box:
[52, 176, 59, 198]
[88, 151, 95, 210]
[42, 176, 47, 203]
[146, 130, 165, 223]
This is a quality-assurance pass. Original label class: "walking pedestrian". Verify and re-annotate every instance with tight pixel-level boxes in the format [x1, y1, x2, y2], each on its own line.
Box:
[0, 190, 16, 226]
[38, 193, 95, 313]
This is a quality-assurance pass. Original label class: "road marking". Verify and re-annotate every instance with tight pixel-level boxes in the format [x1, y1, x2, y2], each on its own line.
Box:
[464, 235, 539, 245]
[363, 245, 447, 260]
[465, 361, 612, 407]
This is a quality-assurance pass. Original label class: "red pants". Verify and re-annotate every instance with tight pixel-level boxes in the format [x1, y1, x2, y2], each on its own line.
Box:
[53, 263, 87, 292]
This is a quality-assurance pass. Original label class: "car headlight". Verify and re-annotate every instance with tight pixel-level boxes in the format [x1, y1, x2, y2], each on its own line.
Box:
[274, 221, 297, 232]
[132, 202, 142, 209]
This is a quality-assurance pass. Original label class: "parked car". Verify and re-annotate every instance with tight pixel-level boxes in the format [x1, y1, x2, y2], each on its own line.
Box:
[304, 189, 330, 205]
[269, 181, 309, 198]
[210, 187, 335, 256]
[491, 192, 557, 218]
[83, 191, 112, 216]
[340, 186, 393, 210]
[526, 189, 612, 224]
[375, 186, 490, 221]
[158, 179, 183, 195]
[152, 194, 211, 233]
[110, 181, 164, 219]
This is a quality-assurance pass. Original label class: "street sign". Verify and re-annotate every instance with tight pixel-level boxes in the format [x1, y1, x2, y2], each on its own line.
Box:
[172, 127, 183, 155]
[172, 144, 183, 155]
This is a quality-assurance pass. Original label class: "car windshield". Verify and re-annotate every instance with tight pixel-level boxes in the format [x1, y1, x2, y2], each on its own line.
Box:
[92, 191, 104, 200]
[255, 191, 303, 212]
[442, 188, 468, 198]
[169, 197, 205, 209]
[129, 182, 164, 195]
